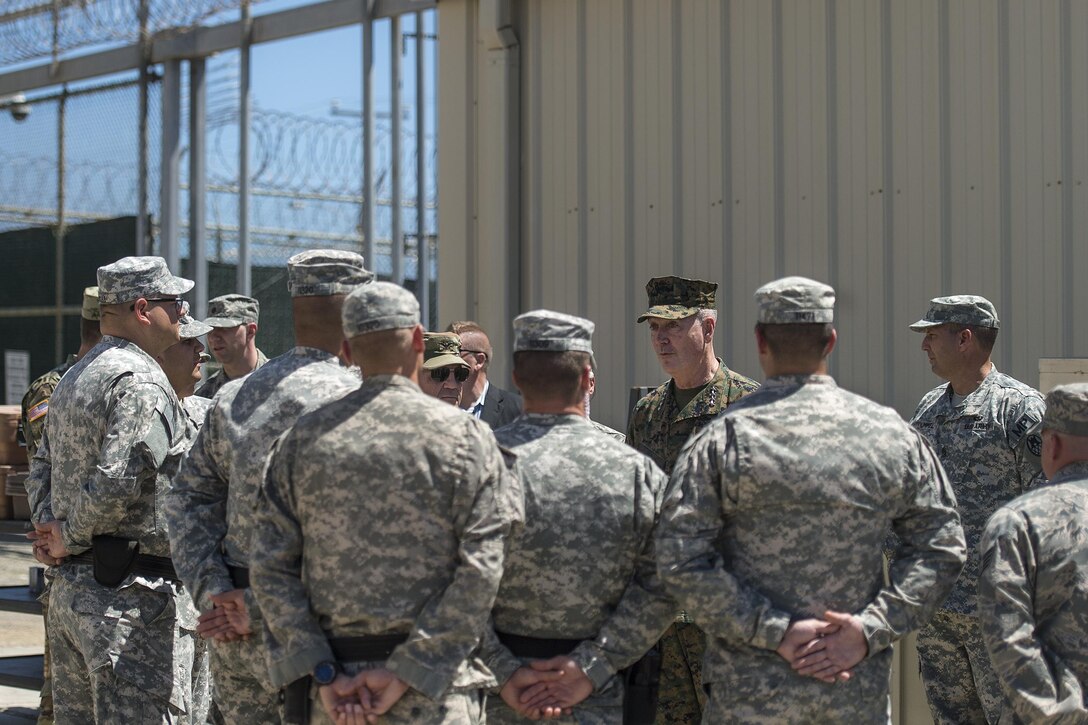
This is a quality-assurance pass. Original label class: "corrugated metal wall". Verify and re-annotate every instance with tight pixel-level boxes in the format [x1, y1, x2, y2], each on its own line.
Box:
[437, 1, 1087, 722]
[439, 0, 1088, 431]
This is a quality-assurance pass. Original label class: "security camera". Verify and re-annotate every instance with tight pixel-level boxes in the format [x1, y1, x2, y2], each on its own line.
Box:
[9, 94, 30, 122]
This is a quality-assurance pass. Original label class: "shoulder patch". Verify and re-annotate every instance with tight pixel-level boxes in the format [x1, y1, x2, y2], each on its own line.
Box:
[27, 400, 48, 422]
[1027, 433, 1042, 458]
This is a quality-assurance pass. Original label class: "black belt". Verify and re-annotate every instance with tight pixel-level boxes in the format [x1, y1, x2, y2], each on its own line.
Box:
[329, 634, 409, 662]
[228, 565, 250, 589]
[496, 631, 583, 659]
[68, 550, 179, 582]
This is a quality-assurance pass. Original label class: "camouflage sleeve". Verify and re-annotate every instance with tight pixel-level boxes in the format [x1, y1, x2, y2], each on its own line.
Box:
[24, 429, 54, 524]
[249, 431, 333, 687]
[61, 381, 175, 554]
[656, 423, 792, 650]
[21, 377, 55, 460]
[569, 462, 676, 689]
[479, 622, 524, 688]
[978, 507, 1087, 721]
[165, 399, 235, 611]
[1008, 394, 1045, 490]
[384, 430, 517, 700]
[859, 434, 967, 654]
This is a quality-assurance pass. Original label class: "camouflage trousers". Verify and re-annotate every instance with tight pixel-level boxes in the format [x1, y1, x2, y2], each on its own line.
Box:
[485, 662, 624, 724]
[309, 661, 484, 725]
[48, 566, 201, 723]
[653, 620, 705, 725]
[37, 572, 53, 725]
[209, 627, 283, 724]
[917, 610, 1005, 725]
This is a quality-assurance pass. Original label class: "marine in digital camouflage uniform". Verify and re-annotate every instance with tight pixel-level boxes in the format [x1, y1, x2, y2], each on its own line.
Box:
[193, 294, 268, 400]
[19, 286, 100, 725]
[626, 276, 759, 724]
[166, 251, 371, 724]
[657, 277, 967, 724]
[250, 281, 522, 725]
[482, 310, 674, 724]
[978, 383, 1088, 723]
[25, 256, 204, 723]
[908, 295, 1046, 725]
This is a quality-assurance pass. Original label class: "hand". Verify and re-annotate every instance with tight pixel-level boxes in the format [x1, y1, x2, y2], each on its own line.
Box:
[319, 674, 367, 725]
[30, 521, 69, 560]
[196, 589, 252, 641]
[776, 618, 851, 684]
[26, 528, 64, 566]
[791, 611, 868, 681]
[196, 607, 244, 641]
[499, 666, 567, 720]
[519, 657, 593, 716]
[331, 668, 409, 724]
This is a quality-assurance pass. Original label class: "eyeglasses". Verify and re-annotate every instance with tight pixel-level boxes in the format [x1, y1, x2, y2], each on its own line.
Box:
[429, 366, 470, 383]
[131, 297, 187, 316]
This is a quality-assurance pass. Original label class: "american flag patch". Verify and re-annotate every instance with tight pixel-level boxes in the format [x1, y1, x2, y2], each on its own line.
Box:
[28, 400, 49, 422]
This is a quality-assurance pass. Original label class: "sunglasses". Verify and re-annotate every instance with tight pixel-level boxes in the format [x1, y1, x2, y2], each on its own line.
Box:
[429, 367, 470, 383]
[131, 297, 188, 316]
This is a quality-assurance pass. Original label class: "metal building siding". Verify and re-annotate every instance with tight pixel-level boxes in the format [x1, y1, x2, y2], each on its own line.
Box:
[438, 0, 1088, 433]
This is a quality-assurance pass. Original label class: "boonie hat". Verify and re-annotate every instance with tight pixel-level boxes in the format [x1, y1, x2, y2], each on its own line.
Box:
[342, 281, 420, 338]
[97, 256, 194, 305]
[755, 276, 835, 324]
[423, 332, 470, 370]
[910, 295, 1000, 332]
[637, 276, 717, 323]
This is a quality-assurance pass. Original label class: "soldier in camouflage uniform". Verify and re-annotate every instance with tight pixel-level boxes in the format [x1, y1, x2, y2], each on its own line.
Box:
[908, 295, 1046, 724]
[20, 285, 100, 725]
[657, 276, 967, 723]
[626, 276, 759, 724]
[419, 332, 471, 406]
[194, 294, 268, 399]
[250, 281, 522, 724]
[481, 310, 674, 724]
[156, 313, 215, 427]
[166, 250, 372, 724]
[25, 256, 203, 722]
[978, 383, 1088, 722]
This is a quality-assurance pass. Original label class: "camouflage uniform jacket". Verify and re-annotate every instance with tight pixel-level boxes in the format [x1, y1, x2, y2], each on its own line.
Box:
[910, 366, 1045, 614]
[657, 375, 967, 697]
[165, 347, 359, 611]
[484, 414, 674, 691]
[590, 418, 626, 442]
[20, 354, 76, 460]
[627, 358, 759, 475]
[250, 375, 522, 698]
[23, 336, 190, 558]
[193, 348, 268, 399]
[181, 395, 213, 432]
[978, 460, 1088, 723]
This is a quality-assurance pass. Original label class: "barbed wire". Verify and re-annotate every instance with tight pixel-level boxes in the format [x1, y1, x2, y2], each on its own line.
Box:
[0, 0, 260, 66]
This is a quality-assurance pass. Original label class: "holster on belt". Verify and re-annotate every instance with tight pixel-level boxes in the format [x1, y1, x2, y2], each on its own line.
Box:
[281, 677, 311, 725]
[620, 643, 661, 725]
[90, 535, 140, 587]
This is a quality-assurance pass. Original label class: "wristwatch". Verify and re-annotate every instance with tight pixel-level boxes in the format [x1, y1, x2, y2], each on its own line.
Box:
[313, 661, 339, 686]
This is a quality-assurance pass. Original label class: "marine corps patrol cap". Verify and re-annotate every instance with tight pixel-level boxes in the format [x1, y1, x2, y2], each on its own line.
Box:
[342, 281, 420, 338]
[177, 314, 213, 340]
[1042, 383, 1088, 437]
[755, 276, 836, 324]
[97, 256, 194, 305]
[423, 332, 470, 370]
[81, 287, 100, 321]
[287, 249, 374, 297]
[513, 309, 595, 355]
[909, 295, 1000, 332]
[636, 276, 717, 323]
[204, 294, 259, 328]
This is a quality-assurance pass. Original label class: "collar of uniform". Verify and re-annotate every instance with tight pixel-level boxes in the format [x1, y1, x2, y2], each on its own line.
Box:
[763, 373, 836, 389]
[519, 412, 592, 427]
[100, 334, 161, 367]
[1044, 459, 1088, 486]
[670, 358, 730, 421]
[289, 346, 345, 365]
[360, 373, 421, 390]
[944, 364, 999, 412]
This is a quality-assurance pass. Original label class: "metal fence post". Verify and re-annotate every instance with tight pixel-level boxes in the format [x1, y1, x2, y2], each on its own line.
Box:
[190, 57, 207, 318]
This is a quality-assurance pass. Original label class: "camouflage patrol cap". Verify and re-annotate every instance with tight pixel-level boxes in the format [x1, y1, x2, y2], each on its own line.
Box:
[423, 332, 470, 370]
[204, 294, 259, 327]
[97, 256, 194, 305]
[1042, 383, 1088, 437]
[287, 249, 374, 297]
[513, 309, 594, 355]
[177, 314, 212, 340]
[755, 276, 835, 324]
[636, 276, 717, 323]
[81, 287, 100, 321]
[342, 281, 420, 338]
[909, 295, 1000, 331]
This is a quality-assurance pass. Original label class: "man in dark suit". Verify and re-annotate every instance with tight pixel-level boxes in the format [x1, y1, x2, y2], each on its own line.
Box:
[447, 320, 523, 429]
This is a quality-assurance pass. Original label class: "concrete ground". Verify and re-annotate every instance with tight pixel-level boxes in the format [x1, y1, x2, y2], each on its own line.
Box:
[0, 520, 43, 723]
